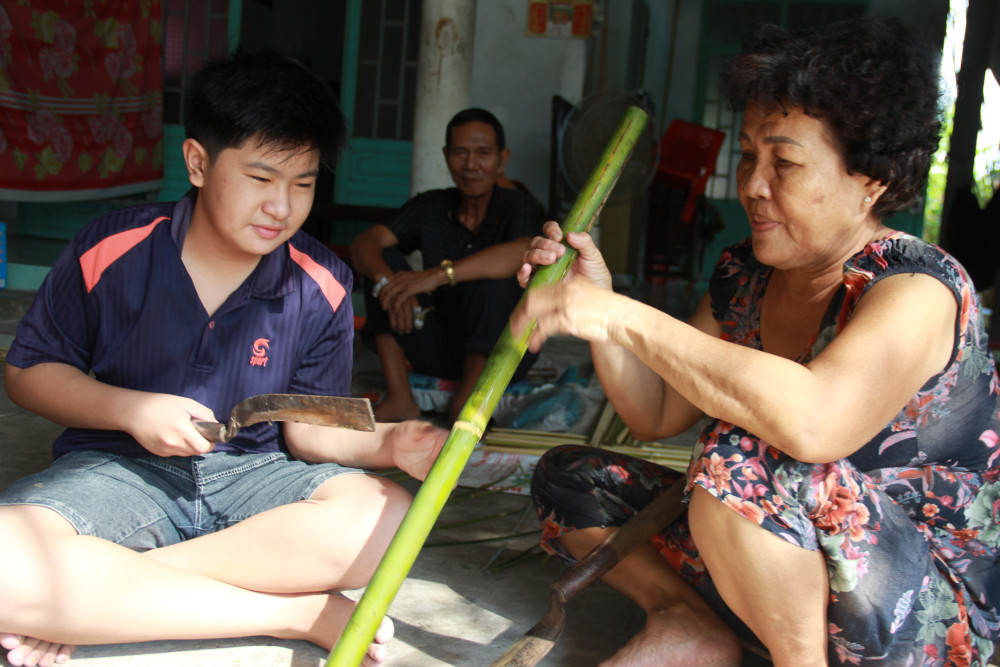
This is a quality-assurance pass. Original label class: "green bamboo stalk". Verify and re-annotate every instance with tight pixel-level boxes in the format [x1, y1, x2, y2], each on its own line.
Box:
[326, 105, 649, 667]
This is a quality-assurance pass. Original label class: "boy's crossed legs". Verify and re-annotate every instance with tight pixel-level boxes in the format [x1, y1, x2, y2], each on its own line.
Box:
[0, 452, 411, 666]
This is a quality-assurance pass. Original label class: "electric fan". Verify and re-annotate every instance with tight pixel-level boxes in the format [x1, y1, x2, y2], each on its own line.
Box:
[558, 90, 659, 206]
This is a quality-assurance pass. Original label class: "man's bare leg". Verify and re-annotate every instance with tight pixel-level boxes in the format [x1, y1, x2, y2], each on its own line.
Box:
[558, 527, 742, 667]
[688, 486, 829, 667]
[373, 333, 421, 422]
[449, 351, 487, 423]
[0, 473, 410, 665]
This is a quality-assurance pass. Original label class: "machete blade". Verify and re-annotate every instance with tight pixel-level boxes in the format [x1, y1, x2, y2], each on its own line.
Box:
[193, 393, 376, 442]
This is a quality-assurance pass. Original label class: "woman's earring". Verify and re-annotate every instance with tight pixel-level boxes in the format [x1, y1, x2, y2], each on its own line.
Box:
[864, 196, 872, 203]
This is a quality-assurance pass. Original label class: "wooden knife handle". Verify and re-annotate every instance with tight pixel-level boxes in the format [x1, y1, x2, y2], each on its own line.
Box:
[191, 419, 228, 442]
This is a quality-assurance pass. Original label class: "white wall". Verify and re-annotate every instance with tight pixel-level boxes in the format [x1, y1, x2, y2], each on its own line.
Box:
[469, 0, 588, 205]
[466, 0, 701, 210]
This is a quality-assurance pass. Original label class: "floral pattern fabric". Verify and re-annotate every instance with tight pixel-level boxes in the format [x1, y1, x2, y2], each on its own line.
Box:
[532, 233, 1000, 666]
[0, 1, 162, 198]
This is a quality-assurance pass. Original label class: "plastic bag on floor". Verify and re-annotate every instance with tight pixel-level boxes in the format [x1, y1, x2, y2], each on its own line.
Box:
[497, 366, 605, 434]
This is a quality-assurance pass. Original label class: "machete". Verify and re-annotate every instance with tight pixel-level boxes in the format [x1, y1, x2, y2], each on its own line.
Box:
[191, 393, 376, 442]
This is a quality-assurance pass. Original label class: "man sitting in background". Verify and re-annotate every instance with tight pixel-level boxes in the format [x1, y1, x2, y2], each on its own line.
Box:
[350, 108, 546, 423]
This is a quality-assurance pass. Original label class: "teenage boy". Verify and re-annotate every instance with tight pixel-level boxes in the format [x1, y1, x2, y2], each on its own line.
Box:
[0, 51, 444, 667]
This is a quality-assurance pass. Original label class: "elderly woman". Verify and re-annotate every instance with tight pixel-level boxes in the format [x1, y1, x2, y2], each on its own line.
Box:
[513, 16, 1000, 667]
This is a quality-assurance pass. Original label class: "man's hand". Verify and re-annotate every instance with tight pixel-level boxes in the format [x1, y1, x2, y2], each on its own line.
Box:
[385, 420, 448, 481]
[120, 392, 218, 457]
[379, 270, 444, 333]
[387, 293, 420, 333]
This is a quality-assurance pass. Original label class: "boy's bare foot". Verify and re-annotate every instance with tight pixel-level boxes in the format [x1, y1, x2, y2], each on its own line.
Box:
[373, 392, 421, 423]
[598, 605, 741, 667]
[294, 592, 394, 665]
[1, 633, 75, 667]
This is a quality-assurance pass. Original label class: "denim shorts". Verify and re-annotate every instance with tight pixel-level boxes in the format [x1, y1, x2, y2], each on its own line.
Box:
[0, 449, 368, 551]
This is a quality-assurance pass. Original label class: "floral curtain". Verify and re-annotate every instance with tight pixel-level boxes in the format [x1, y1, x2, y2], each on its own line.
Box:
[0, 1, 163, 201]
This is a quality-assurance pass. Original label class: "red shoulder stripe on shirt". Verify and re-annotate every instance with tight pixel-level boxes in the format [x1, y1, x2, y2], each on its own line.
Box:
[79, 217, 169, 293]
[288, 242, 347, 312]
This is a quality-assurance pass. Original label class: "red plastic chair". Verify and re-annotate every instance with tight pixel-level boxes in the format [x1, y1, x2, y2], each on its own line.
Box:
[654, 119, 726, 225]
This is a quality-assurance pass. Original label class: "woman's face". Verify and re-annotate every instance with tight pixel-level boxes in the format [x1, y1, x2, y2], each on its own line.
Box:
[736, 103, 881, 273]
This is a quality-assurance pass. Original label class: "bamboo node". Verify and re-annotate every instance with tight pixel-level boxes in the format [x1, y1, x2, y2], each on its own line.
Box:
[453, 420, 485, 439]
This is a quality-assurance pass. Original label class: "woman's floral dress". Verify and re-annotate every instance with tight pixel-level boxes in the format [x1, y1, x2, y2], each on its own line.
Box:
[531, 233, 1000, 666]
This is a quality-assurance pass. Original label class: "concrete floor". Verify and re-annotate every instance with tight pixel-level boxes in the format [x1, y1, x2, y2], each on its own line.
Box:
[0, 285, 757, 667]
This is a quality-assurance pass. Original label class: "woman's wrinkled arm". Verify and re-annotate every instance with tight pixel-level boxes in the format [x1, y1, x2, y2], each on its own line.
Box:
[515, 230, 957, 462]
[590, 292, 718, 441]
[594, 273, 956, 462]
[514, 222, 712, 441]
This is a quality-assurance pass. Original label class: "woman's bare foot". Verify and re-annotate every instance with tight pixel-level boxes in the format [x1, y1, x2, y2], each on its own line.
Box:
[1, 633, 75, 667]
[373, 392, 421, 423]
[293, 593, 394, 665]
[598, 604, 742, 667]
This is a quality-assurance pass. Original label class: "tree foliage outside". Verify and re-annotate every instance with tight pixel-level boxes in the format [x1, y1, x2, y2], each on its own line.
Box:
[923, 0, 1000, 245]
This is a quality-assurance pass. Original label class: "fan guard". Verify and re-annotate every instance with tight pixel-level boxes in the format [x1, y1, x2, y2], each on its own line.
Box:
[559, 91, 659, 205]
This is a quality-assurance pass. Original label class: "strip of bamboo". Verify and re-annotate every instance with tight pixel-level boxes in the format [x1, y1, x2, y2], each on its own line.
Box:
[325, 106, 650, 666]
[588, 400, 617, 445]
[477, 439, 692, 471]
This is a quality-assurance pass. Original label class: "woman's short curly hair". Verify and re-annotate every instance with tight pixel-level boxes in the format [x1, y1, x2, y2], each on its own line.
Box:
[722, 16, 942, 220]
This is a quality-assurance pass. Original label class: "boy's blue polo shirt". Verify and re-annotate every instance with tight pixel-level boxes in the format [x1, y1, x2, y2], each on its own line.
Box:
[7, 191, 355, 459]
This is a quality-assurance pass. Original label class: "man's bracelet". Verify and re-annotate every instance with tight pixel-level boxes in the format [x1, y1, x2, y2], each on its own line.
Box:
[372, 275, 389, 298]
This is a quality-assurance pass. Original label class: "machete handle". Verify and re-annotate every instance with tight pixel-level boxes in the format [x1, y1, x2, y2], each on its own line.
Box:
[555, 478, 686, 601]
[191, 418, 231, 443]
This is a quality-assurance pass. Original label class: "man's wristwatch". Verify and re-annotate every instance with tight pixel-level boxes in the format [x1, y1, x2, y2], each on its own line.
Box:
[440, 259, 456, 286]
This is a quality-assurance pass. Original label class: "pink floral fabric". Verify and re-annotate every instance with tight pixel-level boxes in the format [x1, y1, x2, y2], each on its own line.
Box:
[0, 2, 162, 198]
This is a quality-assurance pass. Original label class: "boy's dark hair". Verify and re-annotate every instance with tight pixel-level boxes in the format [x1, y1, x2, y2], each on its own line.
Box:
[722, 16, 942, 219]
[446, 108, 506, 152]
[184, 50, 348, 171]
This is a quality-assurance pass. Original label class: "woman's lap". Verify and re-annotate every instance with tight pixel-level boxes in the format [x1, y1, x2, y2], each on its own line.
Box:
[531, 441, 997, 665]
[530, 444, 722, 608]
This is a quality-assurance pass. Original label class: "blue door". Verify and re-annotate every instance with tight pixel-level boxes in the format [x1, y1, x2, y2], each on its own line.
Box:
[335, 0, 421, 207]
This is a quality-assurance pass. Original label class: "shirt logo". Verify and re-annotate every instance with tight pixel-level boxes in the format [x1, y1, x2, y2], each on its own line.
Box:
[250, 338, 270, 367]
